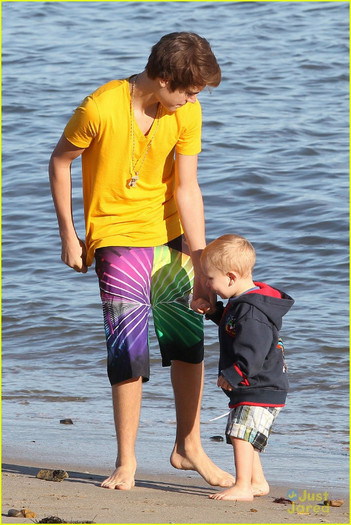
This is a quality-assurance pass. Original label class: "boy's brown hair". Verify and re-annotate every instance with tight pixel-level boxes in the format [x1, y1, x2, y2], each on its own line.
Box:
[201, 234, 256, 278]
[145, 32, 221, 91]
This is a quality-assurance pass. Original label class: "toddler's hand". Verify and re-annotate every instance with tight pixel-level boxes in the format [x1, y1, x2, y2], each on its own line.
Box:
[217, 375, 233, 391]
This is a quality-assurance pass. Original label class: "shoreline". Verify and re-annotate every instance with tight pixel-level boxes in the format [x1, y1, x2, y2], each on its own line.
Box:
[1, 459, 349, 524]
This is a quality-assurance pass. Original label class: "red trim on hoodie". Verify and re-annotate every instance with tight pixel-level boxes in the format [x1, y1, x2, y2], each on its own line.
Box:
[229, 401, 286, 408]
[234, 364, 250, 386]
[246, 281, 282, 298]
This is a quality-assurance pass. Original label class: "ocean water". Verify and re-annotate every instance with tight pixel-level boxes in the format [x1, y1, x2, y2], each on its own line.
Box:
[2, 1, 349, 493]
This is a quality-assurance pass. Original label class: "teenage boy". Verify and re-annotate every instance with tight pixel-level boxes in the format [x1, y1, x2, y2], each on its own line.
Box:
[49, 32, 234, 491]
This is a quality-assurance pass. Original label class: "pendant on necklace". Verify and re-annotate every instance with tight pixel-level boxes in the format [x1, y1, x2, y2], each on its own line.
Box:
[129, 172, 139, 187]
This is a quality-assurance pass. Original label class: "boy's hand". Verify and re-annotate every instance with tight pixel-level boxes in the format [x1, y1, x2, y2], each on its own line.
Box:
[191, 273, 217, 314]
[61, 236, 88, 273]
[191, 297, 213, 314]
[217, 375, 233, 391]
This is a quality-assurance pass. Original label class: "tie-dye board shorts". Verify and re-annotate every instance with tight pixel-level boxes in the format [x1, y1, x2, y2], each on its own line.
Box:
[95, 236, 204, 385]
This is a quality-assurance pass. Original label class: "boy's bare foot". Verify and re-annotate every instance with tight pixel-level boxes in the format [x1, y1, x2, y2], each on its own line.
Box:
[252, 480, 270, 497]
[170, 447, 235, 487]
[101, 465, 136, 490]
[209, 485, 254, 501]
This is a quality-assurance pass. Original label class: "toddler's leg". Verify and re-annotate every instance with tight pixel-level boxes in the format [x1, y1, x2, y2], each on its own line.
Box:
[251, 450, 270, 496]
[209, 438, 254, 501]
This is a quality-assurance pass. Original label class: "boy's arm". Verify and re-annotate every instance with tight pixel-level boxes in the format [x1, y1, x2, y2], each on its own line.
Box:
[205, 301, 225, 325]
[220, 317, 273, 388]
[174, 152, 216, 311]
[49, 134, 87, 272]
[190, 299, 224, 323]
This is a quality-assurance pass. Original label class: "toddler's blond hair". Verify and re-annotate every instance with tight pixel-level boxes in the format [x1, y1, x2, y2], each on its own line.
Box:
[201, 234, 256, 278]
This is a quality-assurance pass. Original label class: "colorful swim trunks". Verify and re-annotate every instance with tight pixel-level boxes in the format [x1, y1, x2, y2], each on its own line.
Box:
[95, 237, 204, 385]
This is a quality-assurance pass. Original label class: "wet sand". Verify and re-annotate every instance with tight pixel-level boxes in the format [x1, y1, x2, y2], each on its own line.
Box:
[1, 460, 349, 524]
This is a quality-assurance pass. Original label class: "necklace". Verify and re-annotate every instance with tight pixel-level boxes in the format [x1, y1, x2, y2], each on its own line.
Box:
[129, 75, 161, 188]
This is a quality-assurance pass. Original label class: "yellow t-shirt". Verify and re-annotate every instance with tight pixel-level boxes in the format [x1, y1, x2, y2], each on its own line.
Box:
[64, 79, 202, 266]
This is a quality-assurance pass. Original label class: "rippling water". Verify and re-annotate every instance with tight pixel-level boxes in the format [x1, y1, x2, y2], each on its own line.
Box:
[2, 2, 349, 491]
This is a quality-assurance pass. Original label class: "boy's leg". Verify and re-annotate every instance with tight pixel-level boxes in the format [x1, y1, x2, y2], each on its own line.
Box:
[252, 450, 270, 496]
[209, 405, 282, 500]
[101, 377, 142, 490]
[209, 437, 255, 501]
[151, 239, 234, 487]
[170, 360, 235, 487]
[95, 247, 153, 490]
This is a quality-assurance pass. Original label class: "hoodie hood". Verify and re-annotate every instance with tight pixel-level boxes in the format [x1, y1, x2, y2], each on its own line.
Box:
[229, 281, 294, 330]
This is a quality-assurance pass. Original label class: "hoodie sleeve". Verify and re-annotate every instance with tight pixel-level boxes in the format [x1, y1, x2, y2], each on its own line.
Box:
[220, 317, 274, 388]
[205, 301, 224, 326]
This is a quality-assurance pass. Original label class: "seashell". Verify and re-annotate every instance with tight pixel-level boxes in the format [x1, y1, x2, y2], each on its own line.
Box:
[324, 499, 344, 507]
[21, 509, 37, 518]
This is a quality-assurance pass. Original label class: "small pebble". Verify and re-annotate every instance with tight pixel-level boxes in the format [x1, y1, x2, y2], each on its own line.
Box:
[8, 508, 37, 518]
[8, 509, 23, 517]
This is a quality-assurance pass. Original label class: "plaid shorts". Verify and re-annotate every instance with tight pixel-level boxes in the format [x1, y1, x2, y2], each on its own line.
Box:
[225, 405, 282, 452]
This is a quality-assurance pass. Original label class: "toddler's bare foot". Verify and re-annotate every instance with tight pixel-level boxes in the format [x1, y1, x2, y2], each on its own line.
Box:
[170, 446, 235, 487]
[101, 465, 136, 490]
[252, 480, 270, 497]
[209, 485, 254, 501]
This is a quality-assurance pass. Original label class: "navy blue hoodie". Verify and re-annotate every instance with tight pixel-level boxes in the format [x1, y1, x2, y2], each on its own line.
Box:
[208, 282, 294, 408]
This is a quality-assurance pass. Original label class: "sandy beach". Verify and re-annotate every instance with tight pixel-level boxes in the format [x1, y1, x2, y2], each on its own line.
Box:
[1, 460, 349, 524]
